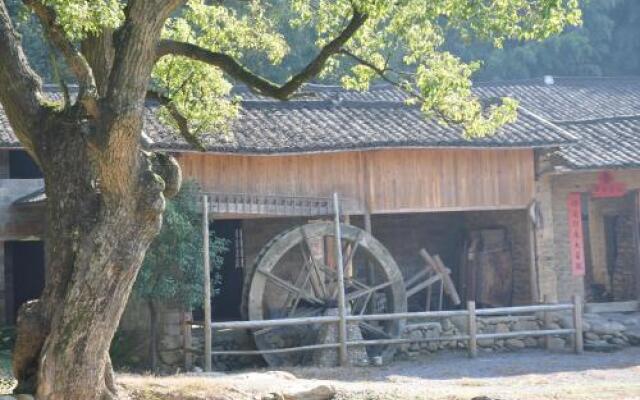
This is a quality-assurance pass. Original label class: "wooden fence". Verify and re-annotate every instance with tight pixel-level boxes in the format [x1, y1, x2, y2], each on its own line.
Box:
[185, 297, 583, 368]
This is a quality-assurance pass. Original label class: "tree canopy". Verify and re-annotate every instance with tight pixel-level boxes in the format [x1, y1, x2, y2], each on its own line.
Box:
[7, 0, 581, 141]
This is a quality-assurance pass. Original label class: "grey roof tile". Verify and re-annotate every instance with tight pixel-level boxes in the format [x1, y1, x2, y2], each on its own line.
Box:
[0, 84, 574, 153]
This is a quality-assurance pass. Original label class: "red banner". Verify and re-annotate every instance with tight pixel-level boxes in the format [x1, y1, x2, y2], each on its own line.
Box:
[592, 171, 627, 198]
[567, 192, 585, 277]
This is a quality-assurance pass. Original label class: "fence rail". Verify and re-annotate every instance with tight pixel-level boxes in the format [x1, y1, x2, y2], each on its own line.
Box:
[185, 296, 583, 364]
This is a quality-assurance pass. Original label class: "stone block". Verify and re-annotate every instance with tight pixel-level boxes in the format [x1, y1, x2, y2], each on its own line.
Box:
[506, 338, 526, 350]
[547, 337, 566, 351]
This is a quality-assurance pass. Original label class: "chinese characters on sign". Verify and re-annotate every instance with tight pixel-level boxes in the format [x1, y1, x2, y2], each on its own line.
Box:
[567, 192, 585, 277]
[592, 171, 627, 198]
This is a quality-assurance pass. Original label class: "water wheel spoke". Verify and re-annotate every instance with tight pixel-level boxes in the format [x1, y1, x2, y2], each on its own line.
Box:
[257, 269, 324, 306]
[346, 280, 393, 301]
[285, 262, 315, 316]
[342, 232, 363, 272]
[299, 231, 329, 298]
[354, 290, 374, 315]
[359, 321, 392, 339]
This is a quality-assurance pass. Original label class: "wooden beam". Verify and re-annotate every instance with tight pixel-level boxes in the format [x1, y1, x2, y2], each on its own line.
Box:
[333, 192, 349, 367]
[467, 301, 477, 358]
[573, 294, 584, 354]
[202, 195, 212, 372]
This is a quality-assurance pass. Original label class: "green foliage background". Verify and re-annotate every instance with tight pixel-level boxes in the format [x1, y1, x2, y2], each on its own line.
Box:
[133, 180, 228, 309]
[10, 0, 638, 85]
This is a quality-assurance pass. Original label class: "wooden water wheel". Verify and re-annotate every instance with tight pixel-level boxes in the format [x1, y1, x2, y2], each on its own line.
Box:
[245, 221, 407, 366]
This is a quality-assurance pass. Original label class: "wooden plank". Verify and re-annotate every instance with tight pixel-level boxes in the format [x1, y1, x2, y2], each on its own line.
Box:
[584, 301, 639, 313]
[544, 295, 552, 350]
[202, 195, 212, 372]
[477, 329, 575, 340]
[174, 148, 535, 214]
[475, 303, 573, 315]
[573, 295, 584, 354]
[333, 193, 349, 367]
[210, 315, 340, 330]
[211, 342, 339, 356]
[467, 301, 477, 358]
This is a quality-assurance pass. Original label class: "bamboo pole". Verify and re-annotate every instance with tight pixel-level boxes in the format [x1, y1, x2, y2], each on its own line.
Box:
[573, 294, 584, 354]
[202, 195, 212, 372]
[467, 301, 477, 358]
[333, 192, 349, 366]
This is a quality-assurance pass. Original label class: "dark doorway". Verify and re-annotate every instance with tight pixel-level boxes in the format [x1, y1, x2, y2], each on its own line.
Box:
[9, 150, 42, 179]
[211, 220, 244, 321]
[5, 241, 45, 323]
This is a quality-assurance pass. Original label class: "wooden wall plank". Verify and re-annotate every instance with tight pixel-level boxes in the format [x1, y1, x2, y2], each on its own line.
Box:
[175, 148, 534, 213]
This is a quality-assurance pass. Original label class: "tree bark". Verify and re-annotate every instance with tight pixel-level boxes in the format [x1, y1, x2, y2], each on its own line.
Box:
[11, 115, 181, 399]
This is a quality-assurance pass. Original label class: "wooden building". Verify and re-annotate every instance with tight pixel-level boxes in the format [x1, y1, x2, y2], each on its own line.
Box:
[3, 78, 638, 327]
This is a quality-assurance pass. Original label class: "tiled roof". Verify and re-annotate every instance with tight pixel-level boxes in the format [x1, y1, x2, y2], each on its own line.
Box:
[475, 77, 640, 169]
[144, 91, 574, 153]
[557, 117, 640, 169]
[2, 78, 639, 169]
[0, 84, 574, 152]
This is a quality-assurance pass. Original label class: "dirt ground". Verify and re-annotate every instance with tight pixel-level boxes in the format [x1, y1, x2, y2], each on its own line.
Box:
[120, 347, 640, 400]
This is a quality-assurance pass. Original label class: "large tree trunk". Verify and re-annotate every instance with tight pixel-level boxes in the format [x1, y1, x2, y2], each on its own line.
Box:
[12, 117, 181, 399]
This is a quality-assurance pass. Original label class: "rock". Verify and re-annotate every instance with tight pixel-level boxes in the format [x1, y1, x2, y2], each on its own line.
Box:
[477, 338, 494, 347]
[626, 328, 640, 345]
[495, 323, 509, 334]
[584, 340, 623, 353]
[547, 337, 566, 351]
[273, 385, 336, 400]
[513, 320, 539, 331]
[506, 339, 526, 350]
[546, 322, 561, 331]
[524, 337, 538, 347]
[584, 332, 599, 341]
[590, 320, 626, 336]
[609, 337, 627, 346]
[441, 319, 454, 331]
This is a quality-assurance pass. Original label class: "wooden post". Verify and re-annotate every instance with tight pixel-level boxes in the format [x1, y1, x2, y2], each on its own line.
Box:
[467, 300, 477, 358]
[202, 195, 212, 372]
[573, 294, 584, 354]
[543, 295, 552, 350]
[182, 311, 193, 371]
[333, 192, 349, 366]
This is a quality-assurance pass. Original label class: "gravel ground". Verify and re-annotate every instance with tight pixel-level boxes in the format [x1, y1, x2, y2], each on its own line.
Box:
[121, 348, 640, 400]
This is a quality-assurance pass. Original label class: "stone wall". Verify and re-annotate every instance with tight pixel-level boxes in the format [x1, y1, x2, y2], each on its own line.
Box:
[539, 169, 640, 302]
[117, 299, 191, 372]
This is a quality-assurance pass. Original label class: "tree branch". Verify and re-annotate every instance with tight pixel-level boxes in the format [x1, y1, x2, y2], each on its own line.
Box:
[339, 49, 463, 125]
[156, 12, 368, 100]
[146, 90, 206, 152]
[107, 0, 186, 114]
[0, 0, 47, 152]
[23, 0, 99, 117]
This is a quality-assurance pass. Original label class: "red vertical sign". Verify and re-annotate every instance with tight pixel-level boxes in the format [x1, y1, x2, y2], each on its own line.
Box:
[567, 192, 585, 277]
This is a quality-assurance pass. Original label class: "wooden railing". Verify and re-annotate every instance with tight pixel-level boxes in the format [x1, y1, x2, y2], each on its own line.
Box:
[185, 296, 584, 366]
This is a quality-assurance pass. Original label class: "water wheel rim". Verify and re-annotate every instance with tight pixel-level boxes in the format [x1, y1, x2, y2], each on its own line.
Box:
[247, 222, 407, 366]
